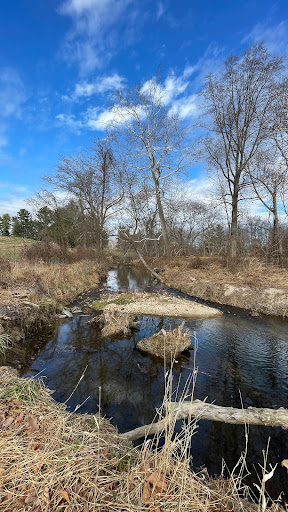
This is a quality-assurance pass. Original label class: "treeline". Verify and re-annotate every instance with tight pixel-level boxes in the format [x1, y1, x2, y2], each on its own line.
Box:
[0, 203, 106, 248]
[2, 42, 288, 264]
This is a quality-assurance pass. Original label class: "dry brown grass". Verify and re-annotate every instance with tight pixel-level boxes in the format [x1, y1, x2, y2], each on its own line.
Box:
[137, 256, 288, 290]
[0, 259, 100, 306]
[0, 367, 264, 512]
[0, 254, 102, 351]
[137, 321, 192, 360]
[101, 310, 138, 338]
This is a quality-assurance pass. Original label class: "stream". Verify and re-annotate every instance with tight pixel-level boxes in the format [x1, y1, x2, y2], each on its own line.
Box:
[21, 266, 288, 501]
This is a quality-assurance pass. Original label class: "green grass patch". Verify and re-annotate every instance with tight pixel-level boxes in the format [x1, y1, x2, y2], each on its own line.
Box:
[0, 378, 48, 405]
[92, 293, 135, 310]
[0, 236, 36, 259]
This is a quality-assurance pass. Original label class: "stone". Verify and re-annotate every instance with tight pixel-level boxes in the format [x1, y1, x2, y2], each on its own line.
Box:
[62, 308, 73, 318]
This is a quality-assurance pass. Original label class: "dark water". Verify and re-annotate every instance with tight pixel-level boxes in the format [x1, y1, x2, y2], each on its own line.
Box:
[22, 266, 288, 501]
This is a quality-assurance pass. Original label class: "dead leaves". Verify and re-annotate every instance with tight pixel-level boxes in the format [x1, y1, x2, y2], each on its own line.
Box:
[26, 415, 39, 435]
[59, 489, 71, 504]
[2, 416, 14, 427]
[0, 400, 39, 435]
[142, 470, 168, 505]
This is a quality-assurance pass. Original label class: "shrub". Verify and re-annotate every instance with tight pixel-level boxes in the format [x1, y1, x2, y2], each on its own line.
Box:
[22, 242, 97, 264]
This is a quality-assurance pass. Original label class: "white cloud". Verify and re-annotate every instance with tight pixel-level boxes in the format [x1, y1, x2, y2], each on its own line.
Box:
[0, 68, 27, 119]
[64, 73, 125, 101]
[84, 104, 135, 130]
[79, 70, 200, 131]
[170, 94, 199, 119]
[141, 73, 189, 106]
[58, 0, 133, 73]
[0, 182, 32, 217]
[243, 20, 288, 54]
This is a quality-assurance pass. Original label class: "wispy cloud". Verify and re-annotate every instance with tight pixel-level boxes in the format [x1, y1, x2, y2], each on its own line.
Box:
[84, 70, 200, 130]
[156, 1, 166, 20]
[243, 20, 288, 54]
[0, 68, 27, 119]
[0, 182, 31, 216]
[0, 68, 27, 150]
[56, 42, 226, 134]
[56, 113, 83, 134]
[57, 67, 202, 133]
[58, 0, 134, 73]
[63, 73, 125, 101]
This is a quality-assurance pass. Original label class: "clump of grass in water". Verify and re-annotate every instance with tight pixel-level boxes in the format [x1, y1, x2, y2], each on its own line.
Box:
[92, 293, 135, 310]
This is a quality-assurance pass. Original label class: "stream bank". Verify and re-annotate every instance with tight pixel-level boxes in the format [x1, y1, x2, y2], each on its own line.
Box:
[0, 366, 259, 512]
[0, 259, 106, 368]
[133, 256, 288, 317]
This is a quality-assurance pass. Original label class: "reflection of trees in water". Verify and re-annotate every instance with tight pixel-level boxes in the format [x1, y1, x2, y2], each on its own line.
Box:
[22, 265, 288, 497]
[113, 266, 152, 291]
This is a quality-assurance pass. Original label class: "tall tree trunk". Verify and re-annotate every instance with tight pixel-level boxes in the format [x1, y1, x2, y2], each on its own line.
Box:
[229, 196, 238, 260]
[155, 181, 171, 258]
[271, 195, 282, 264]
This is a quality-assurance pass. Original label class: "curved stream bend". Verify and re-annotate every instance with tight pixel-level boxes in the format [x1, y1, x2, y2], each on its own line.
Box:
[22, 266, 288, 500]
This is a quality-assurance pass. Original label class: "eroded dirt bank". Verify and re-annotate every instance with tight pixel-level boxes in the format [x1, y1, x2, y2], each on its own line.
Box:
[135, 257, 288, 318]
[0, 260, 105, 367]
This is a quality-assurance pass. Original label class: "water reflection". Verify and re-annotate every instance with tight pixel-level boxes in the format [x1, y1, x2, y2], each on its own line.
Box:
[105, 266, 154, 292]
[22, 266, 288, 499]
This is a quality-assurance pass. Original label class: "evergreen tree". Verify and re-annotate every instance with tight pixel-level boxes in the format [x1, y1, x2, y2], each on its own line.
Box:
[12, 209, 36, 238]
[0, 213, 11, 236]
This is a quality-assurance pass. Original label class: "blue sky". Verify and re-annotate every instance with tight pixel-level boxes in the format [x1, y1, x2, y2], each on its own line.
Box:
[0, 0, 288, 215]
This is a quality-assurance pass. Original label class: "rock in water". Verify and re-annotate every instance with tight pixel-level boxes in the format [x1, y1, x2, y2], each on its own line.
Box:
[62, 308, 73, 318]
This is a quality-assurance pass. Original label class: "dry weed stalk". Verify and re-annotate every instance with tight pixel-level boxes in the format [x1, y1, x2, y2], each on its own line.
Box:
[0, 360, 270, 512]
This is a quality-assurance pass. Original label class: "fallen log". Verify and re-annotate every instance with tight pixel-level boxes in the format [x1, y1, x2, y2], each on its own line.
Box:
[121, 399, 288, 442]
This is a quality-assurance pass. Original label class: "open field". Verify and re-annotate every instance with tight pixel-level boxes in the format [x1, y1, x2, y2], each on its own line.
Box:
[0, 236, 36, 259]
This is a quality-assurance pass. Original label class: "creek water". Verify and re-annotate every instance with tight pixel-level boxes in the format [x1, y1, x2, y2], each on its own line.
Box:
[22, 266, 288, 501]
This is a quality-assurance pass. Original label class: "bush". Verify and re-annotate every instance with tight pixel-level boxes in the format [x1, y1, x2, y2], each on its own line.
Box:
[0, 257, 11, 287]
[22, 242, 97, 264]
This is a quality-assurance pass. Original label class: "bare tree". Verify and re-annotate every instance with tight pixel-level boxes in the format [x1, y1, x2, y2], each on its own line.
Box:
[247, 147, 287, 262]
[201, 42, 284, 260]
[109, 76, 192, 257]
[45, 136, 124, 254]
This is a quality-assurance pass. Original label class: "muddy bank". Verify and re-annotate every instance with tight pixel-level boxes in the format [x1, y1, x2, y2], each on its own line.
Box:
[163, 272, 288, 317]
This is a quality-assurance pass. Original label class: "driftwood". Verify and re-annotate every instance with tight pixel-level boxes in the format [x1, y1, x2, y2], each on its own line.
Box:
[121, 399, 288, 442]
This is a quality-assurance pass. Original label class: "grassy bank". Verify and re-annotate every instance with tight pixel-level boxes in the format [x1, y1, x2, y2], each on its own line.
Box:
[0, 242, 104, 360]
[0, 366, 261, 512]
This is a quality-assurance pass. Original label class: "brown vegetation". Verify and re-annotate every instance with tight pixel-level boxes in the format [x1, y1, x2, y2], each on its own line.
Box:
[137, 321, 192, 360]
[0, 366, 268, 512]
[89, 310, 139, 338]
[133, 256, 288, 317]
[0, 243, 103, 357]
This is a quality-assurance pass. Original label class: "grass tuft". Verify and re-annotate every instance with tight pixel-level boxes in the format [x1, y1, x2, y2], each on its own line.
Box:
[92, 293, 135, 310]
